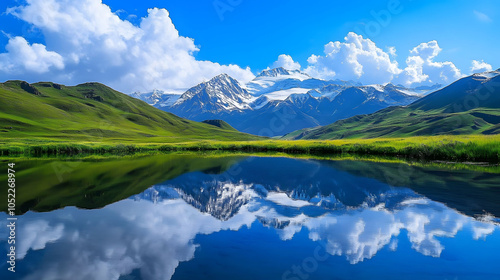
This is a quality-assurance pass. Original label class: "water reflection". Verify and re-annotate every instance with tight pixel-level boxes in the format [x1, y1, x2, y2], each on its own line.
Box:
[1, 155, 499, 280]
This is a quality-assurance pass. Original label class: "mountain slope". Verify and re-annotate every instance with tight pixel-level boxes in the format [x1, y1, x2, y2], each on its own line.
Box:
[246, 67, 337, 97]
[168, 74, 253, 118]
[283, 70, 500, 139]
[0, 81, 261, 142]
[129, 89, 180, 108]
[201, 119, 238, 131]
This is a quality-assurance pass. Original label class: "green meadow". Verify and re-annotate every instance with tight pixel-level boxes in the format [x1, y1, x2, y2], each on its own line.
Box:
[2, 134, 500, 163]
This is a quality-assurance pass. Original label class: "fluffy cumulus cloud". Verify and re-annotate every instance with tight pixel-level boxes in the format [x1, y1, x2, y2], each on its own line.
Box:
[304, 32, 402, 84]
[0, 0, 254, 92]
[395, 40, 462, 86]
[0, 37, 64, 74]
[1, 0, 492, 93]
[272, 54, 301, 70]
[303, 32, 468, 87]
[471, 60, 493, 74]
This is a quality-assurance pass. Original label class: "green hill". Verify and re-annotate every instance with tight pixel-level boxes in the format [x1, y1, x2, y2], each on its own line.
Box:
[202, 119, 238, 131]
[0, 81, 260, 143]
[283, 71, 500, 140]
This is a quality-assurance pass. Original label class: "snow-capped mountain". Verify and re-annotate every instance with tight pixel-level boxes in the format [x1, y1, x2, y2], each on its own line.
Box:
[135, 68, 439, 135]
[246, 67, 359, 100]
[130, 89, 180, 108]
[168, 74, 255, 119]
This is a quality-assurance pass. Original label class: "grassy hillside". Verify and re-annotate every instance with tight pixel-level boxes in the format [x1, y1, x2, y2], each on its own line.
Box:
[284, 107, 500, 139]
[283, 71, 500, 140]
[202, 119, 238, 131]
[0, 81, 261, 143]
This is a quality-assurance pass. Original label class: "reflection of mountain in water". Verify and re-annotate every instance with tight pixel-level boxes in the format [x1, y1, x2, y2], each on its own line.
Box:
[135, 156, 500, 220]
[134, 182, 498, 265]
[136, 182, 255, 221]
[134, 181, 418, 221]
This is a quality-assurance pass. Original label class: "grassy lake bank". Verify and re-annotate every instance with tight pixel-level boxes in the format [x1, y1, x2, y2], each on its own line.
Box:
[1, 134, 499, 163]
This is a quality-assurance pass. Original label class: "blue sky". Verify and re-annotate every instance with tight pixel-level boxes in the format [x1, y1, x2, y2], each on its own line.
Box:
[0, 0, 498, 92]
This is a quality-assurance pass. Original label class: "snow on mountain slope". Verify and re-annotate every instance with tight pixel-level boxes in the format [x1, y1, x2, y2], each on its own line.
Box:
[263, 88, 312, 101]
[129, 89, 181, 107]
[250, 95, 271, 110]
[256, 67, 310, 79]
[246, 67, 331, 97]
[357, 84, 420, 105]
[312, 84, 348, 100]
[472, 69, 500, 79]
[170, 73, 255, 115]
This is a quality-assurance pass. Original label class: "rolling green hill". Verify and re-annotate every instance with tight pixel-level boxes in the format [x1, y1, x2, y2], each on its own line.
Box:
[0, 80, 261, 143]
[202, 119, 238, 131]
[283, 70, 500, 140]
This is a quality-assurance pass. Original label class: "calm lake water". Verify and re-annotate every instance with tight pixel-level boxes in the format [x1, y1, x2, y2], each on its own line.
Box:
[1, 154, 500, 280]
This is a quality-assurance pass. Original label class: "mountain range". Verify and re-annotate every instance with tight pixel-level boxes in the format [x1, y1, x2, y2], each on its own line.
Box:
[283, 69, 500, 139]
[134, 67, 439, 136]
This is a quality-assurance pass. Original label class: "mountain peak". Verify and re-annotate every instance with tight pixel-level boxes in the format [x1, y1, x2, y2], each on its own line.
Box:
[208, 73, 241, 86]
[172, 73, 252, 112]
[213, 73, 231, 79]
[257, 67, 291, 78]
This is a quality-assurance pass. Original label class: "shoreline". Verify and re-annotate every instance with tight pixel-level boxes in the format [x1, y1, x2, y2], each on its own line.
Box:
[1, 134, 499, 164]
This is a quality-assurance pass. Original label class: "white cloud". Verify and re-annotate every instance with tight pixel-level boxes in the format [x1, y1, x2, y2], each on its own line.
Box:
[272, 54, 301, 70]
[0, 0, 254, 93]
[304, 32, 402, 84]
[474, 10, 492, 23]
[387, 46, 397, 57]
[394, 40, 462, 86]
[302, 33, 466, 87]
[0, 0, 488, 93]
[0, 36, 64, 74]
[471, 60, 493, 73]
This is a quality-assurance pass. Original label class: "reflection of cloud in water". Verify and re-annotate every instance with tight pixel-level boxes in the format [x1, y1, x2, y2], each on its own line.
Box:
[11, 184, 498, 279]
[305, 208, 402, 264]
[17, 220, 64, 259]
[16, 200, 227, 280]
[471, 216, 496, 240]
[252, 192, 496, 264]
[293, 199, 495, 263]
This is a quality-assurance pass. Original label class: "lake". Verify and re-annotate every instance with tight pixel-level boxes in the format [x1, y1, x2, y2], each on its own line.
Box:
[1, 154, 499, 280]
